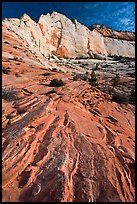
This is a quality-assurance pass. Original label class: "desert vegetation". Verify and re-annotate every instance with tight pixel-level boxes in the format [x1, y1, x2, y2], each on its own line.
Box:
[2, 87, 18, 102]
[111, 74, 120, 87]
[49, 79, 64, 87]
[112, 92, 129, 104]
[2, 67, 11, 75]
[89, 70, 99, 87]
[129, 89, 135, 105]
[42, 72, 52, 76]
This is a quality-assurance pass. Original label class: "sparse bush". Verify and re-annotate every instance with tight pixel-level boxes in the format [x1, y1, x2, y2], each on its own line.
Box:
[108, 87, 113, 95]
[49, 79, 64, 87]
[2, 87, 18, 102]
[89, 70, 99, 87]
[111, 74, 120, 87]
[113, 55, 123, 61]
[2, 67, 10, 75]
[94, 63, 100, 70]
[73, 75, 77, 81]
[129, 89, 135, 105]
[42, 72, 52, 76]
[128, 72, 135, 78]
[6, 113, 14, 120]
[73, 73, 88, 81]
[52, 68, 58, 72]
[13, 56, 18, 61]
[112, 92, 129, 104]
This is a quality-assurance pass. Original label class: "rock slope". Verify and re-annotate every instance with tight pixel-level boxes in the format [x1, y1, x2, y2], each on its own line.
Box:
[89, 24, 135, 41]
[2, 13, 135, 202]
[2, 12, 135, 59]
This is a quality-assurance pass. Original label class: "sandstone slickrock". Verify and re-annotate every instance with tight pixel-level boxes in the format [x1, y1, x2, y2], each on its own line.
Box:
[2, 12, 135, 202]
[2, 12, 135, 59]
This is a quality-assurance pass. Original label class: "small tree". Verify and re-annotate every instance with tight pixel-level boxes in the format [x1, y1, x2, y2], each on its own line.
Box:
[112, 92, 129, 104]
[129, 89, 135, 105]
[108, 87, 113, 95]
[89, 70, 98, 87]
[111, 74, 120, 87]
[94, 63, 100, 70]
[49, 79, 64, 87]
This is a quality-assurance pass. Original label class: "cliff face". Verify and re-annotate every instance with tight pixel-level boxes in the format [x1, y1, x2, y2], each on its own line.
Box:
[89, 24, 135, 41]
[2, 12, 135, 59]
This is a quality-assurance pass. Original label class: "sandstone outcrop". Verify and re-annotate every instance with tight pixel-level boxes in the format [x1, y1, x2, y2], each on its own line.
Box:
[89, 24, 135, 41]
[2, 12, 135, 202]
[2, 12, 135, 59]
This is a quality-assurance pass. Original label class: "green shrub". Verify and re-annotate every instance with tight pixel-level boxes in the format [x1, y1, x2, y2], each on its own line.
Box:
[42, 72, 52, 76]
[49, 79, 64, 87]
[13, 56, 18, 61]
[129, 90, 135, 105]
[111, 74, 120, 87]
[6, 113, 14, 120]
[108, 87, 113, 95]
[2, 67, 10, 74]
[128, 72, 135, 78]
[112, 92, 129, 104]
[2, 87, 18, 102]
[52, 68, 58, 72]
[94, 63, 100, 70]
[89, 70, 99, 87]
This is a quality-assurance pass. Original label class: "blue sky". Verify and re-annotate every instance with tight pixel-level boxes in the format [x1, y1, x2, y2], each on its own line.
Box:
[2, 2, 135, 32]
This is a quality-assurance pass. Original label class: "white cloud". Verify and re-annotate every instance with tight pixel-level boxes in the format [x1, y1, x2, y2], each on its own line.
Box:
[117, 17, 134, 32]
[120, 18, 130, 26]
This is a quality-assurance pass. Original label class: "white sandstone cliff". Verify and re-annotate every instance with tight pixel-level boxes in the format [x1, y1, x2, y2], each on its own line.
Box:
[2, 12, 135, 59]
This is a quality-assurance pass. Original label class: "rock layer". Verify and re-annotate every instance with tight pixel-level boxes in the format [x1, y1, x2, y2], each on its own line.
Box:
[2, 12, 135, 202]
[2, 12, 135, 59]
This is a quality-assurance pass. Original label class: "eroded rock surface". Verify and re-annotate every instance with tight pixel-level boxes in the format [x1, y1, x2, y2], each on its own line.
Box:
[2, 13, 135, 202]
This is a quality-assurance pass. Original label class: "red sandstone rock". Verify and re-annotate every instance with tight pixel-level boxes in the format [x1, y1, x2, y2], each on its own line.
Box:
[2, 13, 135, 202]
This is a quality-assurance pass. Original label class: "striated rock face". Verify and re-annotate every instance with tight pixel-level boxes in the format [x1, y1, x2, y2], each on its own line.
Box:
[2, 21, 135, 202]
[2, 12, 135, 59]
[89, 24, 135, 41]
